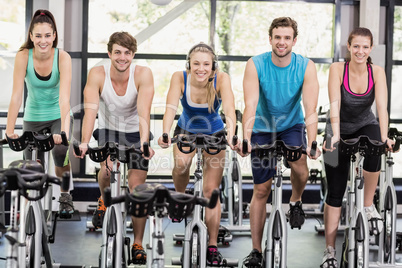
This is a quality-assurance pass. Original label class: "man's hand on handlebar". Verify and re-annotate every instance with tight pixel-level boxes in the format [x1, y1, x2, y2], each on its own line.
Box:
[307, 141, 320, 160]
[74, 142, 88, 159]
[141, 143, 155, 160]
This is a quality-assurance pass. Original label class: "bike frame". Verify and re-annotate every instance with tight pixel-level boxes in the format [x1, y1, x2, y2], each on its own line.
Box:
[181, 146, 209, 268]
[265, 151, 287, 268]
[371, 142, 402, 267]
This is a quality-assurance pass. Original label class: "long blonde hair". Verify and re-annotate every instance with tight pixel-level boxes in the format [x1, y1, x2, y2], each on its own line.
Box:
[186, 43, 218, 113]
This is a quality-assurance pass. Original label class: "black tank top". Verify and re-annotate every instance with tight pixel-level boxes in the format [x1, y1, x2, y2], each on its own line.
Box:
[339, 61, 378, 135]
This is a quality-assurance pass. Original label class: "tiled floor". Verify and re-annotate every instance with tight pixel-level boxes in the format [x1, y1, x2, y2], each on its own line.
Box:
[2, 207, 402, 268]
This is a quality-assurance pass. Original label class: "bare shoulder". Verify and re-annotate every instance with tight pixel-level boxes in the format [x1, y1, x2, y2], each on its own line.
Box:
[15, 49, 29, 61]
[134, 65, 152, 76]
[87, 65, 105, 84]
[217, 71, 229, 80]
[371, 64, 385, 74]
[371, 64, 386, 81]
[58, 49, 71, 61]
[329, 61, 344, 74]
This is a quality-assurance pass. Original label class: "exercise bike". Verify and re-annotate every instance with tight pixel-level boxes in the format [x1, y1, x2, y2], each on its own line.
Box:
[370, 128, 402, 267]
[168, 133, 238, 267]
[1, 131, 73, 268]
[74, 140, 149, 268]
[338, 135, 387, 268]
[246, 139, 316, 268]
[104, 182, 219, 268]
[220, 110, 250, 233]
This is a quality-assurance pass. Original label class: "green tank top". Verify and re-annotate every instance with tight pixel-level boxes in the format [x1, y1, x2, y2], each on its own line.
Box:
[24, 48, 61, 121]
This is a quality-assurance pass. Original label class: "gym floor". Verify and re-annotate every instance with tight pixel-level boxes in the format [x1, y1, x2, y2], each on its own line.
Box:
[1, 205, 402, 268]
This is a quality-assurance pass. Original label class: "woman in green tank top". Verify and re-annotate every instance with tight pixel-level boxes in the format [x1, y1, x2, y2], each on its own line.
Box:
[5, 9, 74, 215]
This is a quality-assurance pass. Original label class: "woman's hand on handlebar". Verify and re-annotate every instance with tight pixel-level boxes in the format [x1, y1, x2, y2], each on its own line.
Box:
[5, 133, 19, 140]
[53, 134, 65, 145]
[158, 133, 171, 148]
[385, 138, 396, 152]
[322, 134, 339, 153]
[227, 134, 240, 151]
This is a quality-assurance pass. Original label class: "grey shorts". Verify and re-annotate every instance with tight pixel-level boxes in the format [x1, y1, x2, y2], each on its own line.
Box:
[23, 116, 73, 167]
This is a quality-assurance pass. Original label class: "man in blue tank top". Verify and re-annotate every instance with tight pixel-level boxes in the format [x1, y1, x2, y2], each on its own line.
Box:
[240, 17, 321, 267]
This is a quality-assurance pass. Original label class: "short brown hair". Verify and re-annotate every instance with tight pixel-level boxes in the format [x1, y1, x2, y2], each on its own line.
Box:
[269, 17, 298, 39]
[107, 32, 137, 54]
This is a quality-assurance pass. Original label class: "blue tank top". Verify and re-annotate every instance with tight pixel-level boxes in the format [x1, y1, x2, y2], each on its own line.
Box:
[339, 62, 378, 134]
[177, 71, 224, 134]
[24, 48, 61, 122]
[252, 52, 308, 133]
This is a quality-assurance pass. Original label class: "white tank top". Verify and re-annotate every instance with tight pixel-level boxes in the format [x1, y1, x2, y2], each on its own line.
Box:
[98, 63, 139, 132]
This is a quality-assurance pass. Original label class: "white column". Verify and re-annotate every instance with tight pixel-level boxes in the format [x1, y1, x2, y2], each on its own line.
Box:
[49, 0, 65, 49]
[359, 0, 380, 46]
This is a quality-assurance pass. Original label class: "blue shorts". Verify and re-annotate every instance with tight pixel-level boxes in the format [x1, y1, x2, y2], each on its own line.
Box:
[93, 128, 152, 171]
[250, 123, 307, 184]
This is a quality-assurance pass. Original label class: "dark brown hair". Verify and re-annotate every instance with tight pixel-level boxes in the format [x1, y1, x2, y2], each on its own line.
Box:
[20, 9, 58, 51]
[107, 32, 137, 54]
[269, 17, 298, 39]
[345, 27, 373, 64]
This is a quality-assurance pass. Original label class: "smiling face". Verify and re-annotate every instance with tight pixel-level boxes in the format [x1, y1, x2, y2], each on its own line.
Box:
[29, 23, 56, 53]
[347, 35, 372, 64]
[269, 26, 297, 59]
[189, 51, 215, 83]
[108, 44, 135, 73]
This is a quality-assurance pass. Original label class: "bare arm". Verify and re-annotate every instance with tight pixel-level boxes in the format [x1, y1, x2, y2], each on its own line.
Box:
[6, 50, 28, 138]
[241, 58, 260, 156]
[327, 63, 342, 148]
[57, 49, 72, 141]
[136, 65, 155, 158]
[77, 66, 103, 157]
[158, 71, 182, 147]
[373, 65, 391, 148]
[217, 72, 237, 149]
[301, 60, 320, 158]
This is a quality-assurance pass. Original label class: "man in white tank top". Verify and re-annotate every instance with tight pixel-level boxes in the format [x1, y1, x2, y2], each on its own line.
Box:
[75, 32, 155, 264]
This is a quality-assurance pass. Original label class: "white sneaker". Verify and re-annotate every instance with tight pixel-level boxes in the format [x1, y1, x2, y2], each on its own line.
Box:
[364, 204, 383, 235]
[320, 246, 337, 268]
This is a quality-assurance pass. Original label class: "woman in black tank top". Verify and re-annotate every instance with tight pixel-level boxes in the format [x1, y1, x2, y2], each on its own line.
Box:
[319, 27, 394, 268]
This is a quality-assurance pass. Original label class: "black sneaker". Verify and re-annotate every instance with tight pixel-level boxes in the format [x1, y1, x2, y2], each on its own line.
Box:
[243, 249, 263, 268]
[206, 246, 223, 266]
[286, 201, 305, 229]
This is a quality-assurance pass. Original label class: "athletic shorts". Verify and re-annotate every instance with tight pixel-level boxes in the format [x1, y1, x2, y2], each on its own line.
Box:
[93, 128, 152, 171]
[250, 123, 307, 184]
[23, 117, 73, 167]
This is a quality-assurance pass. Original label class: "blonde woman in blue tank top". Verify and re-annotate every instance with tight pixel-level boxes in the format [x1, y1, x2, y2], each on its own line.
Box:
[158, 43, 238, 266]
[5, 9, 74, 215]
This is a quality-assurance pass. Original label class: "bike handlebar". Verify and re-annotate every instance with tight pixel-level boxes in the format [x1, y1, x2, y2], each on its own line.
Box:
[73, 141, 150, 163]
[0, 161, 70, 200]
[241, 139, 317, 159]
[339, 135, 386, 157]
[162, 133, 226, 155]
[103, 183, 220, 218]
[3, 131, 68, 152]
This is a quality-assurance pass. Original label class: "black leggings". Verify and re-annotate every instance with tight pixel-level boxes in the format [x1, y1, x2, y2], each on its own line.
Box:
[323, 124, 382, 207]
